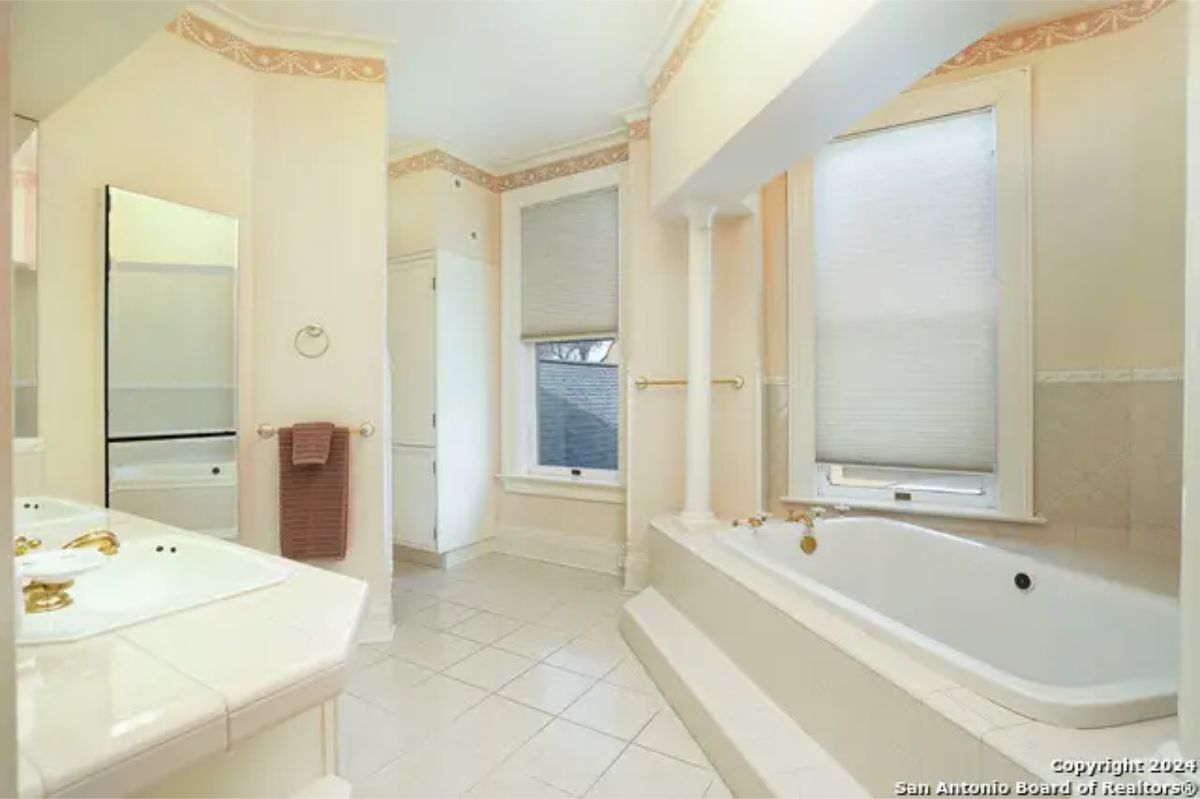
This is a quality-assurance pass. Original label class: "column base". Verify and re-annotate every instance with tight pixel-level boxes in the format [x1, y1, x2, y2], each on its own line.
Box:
[677, 510, 716, 525]
[1152, 741, 1199, 785]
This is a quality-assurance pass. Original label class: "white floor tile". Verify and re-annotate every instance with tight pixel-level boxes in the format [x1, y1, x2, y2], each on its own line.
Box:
[587, 745, 714, 798]
[499, 662, 597, 714]
[494, 623, 575, 660]
[391, 672, 489, 728]
[345, 655, 433, 713]
[495, 718, 626, 796]
[451, 611, 524, 644]
[604, 657, 660, 695]
[636, 708, 710, 767]
[408, 600, 480, 630]
[336, 693, 414, 785]
[465, 769, 573, 798]
[563, 680, 662, 740]
[703, 776, 733, 798]
[540, 601, 613, 635]
[388, 623, 483, 670]
[442, 695, 553, 757]
[445, 647, 536, 691]
[392, 589, 439, 620]
[546, 633, 630, 678]
[360, 734, 508, 798]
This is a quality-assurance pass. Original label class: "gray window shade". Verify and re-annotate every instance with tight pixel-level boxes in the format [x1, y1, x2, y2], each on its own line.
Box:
[521, 187, 618, 340]
[813, 109, 997, 473]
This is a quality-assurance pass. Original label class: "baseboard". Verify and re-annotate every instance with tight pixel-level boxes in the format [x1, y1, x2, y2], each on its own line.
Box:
[623, 547, 650, 591]
[393, 538, 497, 570]
[356, 597, 394, 645]
[494, 524, 624, 575]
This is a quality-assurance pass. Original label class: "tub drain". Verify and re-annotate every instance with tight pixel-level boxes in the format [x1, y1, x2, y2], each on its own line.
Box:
[1013, 572, 1033, 592]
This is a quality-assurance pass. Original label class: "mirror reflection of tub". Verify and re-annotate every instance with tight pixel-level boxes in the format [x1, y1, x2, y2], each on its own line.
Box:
[108, 438, 237, 539]
[103, 187, 239, 538]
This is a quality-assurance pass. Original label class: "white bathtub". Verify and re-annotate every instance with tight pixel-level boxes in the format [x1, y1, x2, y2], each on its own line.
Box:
[719, 516, 1178, 728]
[109, 459, 237, 539]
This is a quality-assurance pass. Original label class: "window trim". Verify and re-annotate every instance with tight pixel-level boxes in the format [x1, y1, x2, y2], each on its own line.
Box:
[500, 163, 628, 500]
[787, 68, 1034, 520]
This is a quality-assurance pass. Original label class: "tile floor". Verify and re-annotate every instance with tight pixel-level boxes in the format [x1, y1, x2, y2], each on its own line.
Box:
[341, 554, 730, 798]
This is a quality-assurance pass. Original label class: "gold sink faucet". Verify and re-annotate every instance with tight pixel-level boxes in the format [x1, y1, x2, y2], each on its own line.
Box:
[62, 530, 120, 556]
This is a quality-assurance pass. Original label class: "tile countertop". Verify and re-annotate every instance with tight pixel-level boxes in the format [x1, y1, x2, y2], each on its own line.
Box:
[15, 508, 368, 798]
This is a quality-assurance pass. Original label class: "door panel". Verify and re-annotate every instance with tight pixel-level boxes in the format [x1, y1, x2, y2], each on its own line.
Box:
[388, 260, 436, 447]
[392, 445, 436, 551]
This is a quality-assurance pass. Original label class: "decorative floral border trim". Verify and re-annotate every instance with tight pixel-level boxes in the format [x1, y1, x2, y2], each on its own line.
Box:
[166, 11, 386, 82]
[389, 143, 630, 193]
[628, 118, 650, 141]
[649, 0, 725, 106]
[934, 0, 1172, 75]
[496, 143, 629, 192]
[388, 150, 502, 192]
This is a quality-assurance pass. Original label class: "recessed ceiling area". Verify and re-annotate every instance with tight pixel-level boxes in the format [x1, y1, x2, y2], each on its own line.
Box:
[224, 0, 682, 167]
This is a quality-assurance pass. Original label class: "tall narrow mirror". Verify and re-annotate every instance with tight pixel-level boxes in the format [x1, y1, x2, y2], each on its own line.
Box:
[104, 187, 239, 539]
[12, 116, 37, 440]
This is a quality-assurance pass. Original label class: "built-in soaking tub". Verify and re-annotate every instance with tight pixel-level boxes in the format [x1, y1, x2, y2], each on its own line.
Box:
[719, 516, 1178, 728]
[109, 459, 237, 539]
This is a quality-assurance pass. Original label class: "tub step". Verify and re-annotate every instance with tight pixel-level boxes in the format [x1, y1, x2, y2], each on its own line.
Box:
[620, 588, 866, 798]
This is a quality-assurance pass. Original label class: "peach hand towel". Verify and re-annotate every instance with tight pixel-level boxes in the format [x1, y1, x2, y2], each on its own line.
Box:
[278, 424, 349, 561]
[291, 421, 335, 465]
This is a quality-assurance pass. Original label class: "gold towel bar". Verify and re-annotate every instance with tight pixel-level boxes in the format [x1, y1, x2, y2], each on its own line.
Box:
[257, 422, 375, 439]
[634, 376, 745, 390]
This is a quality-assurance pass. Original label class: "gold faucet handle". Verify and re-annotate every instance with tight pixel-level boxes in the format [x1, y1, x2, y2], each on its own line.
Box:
[14, 536, 42, 557]
[787, 507, 825, 528]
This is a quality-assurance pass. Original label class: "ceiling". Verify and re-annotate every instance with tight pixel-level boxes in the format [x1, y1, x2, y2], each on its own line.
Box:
[224, 0, 682, 168]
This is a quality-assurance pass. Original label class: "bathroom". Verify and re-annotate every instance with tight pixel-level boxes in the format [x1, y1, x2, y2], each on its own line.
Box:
[1, 0, 1198, 797]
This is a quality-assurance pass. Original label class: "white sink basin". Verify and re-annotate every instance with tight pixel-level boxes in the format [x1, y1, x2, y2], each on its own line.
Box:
[15, 496, 108, 531]
[18, 532, 292, 644]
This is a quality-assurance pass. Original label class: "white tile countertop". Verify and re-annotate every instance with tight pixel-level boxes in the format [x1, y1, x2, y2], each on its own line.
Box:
[14, 506, 368, 798]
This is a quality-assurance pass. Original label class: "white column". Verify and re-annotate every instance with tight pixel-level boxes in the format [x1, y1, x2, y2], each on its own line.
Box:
[1180, 0, 1200, 759]
[682, 206, 715, 520]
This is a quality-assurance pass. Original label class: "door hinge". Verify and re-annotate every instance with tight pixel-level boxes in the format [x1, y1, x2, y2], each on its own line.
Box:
[431, 413, 437, 429]
[432, 460, 437, 475]
[432, 276, 437, 290]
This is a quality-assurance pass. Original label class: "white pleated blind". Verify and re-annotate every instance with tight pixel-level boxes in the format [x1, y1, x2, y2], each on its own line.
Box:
[813, 110, 997, 473]
[521, 187, 618, 340]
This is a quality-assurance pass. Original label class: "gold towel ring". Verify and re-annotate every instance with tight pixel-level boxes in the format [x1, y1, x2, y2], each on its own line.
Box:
[294, 324, 330, 359]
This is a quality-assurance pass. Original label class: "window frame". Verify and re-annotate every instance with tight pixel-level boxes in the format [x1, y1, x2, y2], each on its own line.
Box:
[500, 163, 627, 502]
[787, 68, 1035, 522]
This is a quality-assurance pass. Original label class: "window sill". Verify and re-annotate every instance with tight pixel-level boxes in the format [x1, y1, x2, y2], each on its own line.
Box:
[782, 496, 1045, 526]
[499, 474, 625, 504]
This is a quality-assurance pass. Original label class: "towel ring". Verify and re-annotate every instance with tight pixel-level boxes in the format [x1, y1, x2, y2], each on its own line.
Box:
[294, 324, 330, 359]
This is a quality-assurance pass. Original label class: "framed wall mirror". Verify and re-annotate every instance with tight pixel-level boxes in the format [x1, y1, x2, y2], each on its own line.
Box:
[103, 187, 239, 539]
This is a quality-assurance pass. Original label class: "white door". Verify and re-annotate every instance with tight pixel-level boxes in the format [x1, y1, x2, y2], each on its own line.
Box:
[392, 445, 437, 551]
[388, 259, 437, 447]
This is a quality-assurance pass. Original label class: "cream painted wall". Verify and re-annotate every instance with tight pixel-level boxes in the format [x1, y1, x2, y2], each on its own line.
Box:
[0, 8, 16, 793]
[38, 30, 391, 630]
[39, 32, 254, 503]
[245, 68, 391, 619]
[388, 167, 498, 263]
[919, 3, 1186, 372]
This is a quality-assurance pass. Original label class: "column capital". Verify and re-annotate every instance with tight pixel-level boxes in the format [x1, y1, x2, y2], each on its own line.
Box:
[685, 204, 716, 229]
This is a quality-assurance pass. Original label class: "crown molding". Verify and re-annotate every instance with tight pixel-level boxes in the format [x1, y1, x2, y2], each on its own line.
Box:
[640, 0, 700, 92]
[201, 3, 390, 58]
[167, 5, 388, 82]
[648, 0, 725, 106]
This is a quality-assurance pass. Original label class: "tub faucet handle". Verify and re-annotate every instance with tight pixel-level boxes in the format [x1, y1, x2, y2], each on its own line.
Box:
[14, 536, 41, 557]
[787, 507, 824, 529]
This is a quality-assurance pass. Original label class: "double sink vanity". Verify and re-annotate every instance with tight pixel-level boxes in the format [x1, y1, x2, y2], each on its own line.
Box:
[13, 498, 367, 798]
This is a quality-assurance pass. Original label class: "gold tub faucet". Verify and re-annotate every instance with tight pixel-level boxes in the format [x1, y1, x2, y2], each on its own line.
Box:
[14, 536, 42, 556]
[62, 529, 120, 556]
[786, 507, 824, 554]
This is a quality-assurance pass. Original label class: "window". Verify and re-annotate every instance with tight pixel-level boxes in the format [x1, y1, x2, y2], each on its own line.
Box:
[535, 338, 618, 473]
[501, 165, 625, 496]
[789, 70, 1032, 519]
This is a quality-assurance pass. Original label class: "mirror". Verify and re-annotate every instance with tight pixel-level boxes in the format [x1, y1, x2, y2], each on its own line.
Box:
[104, 187, 239, 539]
[12, 115, 37, 439]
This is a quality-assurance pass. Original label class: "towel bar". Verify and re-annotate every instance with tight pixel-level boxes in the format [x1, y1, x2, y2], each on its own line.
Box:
[256, 422, 375, 439]
[634, 375, 744, 390]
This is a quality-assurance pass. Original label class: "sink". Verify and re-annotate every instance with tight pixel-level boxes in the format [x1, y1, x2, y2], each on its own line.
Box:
[18, 531, 292, 644]
[15, 496, 108, 531]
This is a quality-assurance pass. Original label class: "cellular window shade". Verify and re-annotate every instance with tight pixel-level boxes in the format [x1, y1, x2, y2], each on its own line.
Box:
[521, 187, 618, 340]
[813, 110, 997, 473]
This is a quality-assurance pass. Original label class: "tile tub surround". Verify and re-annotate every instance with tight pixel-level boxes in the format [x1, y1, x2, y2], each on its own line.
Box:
[646, 517, 1180, 797]
[765, 375, 1184, 558]
[15, 507, 368, 797]
[343, 554, 731, 798]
